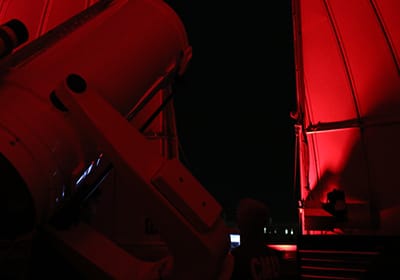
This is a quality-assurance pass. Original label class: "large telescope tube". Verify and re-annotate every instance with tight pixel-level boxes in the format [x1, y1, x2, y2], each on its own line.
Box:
[0, 0, 191, 239]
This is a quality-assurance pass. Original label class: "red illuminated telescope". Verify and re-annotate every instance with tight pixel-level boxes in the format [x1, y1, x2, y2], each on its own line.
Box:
[0, 0, 232, 279]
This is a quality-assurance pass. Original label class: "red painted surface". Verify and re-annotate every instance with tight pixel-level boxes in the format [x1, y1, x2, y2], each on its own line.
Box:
[292, 0, 400, 235]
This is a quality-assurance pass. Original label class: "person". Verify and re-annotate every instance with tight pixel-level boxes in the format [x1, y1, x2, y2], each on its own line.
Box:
[230, 198, 281, 280]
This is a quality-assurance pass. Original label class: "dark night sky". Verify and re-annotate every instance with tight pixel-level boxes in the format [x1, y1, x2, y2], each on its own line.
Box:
[167, 1, 298, 223]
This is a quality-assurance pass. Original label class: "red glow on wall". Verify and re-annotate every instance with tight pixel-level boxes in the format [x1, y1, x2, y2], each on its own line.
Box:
[293, 0, 400, 235]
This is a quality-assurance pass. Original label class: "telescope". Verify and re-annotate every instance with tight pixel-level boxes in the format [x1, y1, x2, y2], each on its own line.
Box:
[0, 1, 232, 279]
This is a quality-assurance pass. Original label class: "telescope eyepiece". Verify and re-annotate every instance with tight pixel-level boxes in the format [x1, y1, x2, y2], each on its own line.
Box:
[0, 19, 29, 59]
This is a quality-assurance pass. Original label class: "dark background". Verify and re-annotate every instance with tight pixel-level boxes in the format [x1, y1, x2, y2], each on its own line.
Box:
[166, 1, 298, 224]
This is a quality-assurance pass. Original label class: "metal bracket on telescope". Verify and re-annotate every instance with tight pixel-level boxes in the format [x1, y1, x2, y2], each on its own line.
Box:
[51, 73, 231, 280]
[43, 222, 165, 279]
